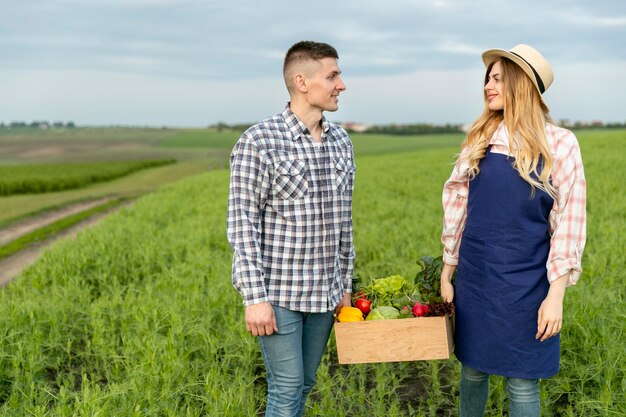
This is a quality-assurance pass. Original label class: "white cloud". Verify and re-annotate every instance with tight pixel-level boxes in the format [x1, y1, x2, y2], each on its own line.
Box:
[0, 0, 624, 125]
[101, 55, 164, 68]
[437, 41, 483, 56]
[566, 13, 626, 27]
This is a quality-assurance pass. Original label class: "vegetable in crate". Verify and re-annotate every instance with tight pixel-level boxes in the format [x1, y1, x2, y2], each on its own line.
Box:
[391, 294, 412, 310]
[337, 306, 364, 323]
[414, 255, 445, 303]
[414, 255, 456, 316]
[350, 256, 455, 320]
[360, 275, 413, 306]
[398, 305, 414, 319]
[412, 302, 429, 317]
[354, 298, 372, 315]
[366, 306, 400, 321]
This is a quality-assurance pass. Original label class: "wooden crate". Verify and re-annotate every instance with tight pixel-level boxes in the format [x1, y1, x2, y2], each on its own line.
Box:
[334, 315, 454, 364]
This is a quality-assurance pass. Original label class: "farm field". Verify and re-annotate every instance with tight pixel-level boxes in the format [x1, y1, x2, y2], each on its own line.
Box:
[0, 158, 213, 226]
[0, 128, 239, 225]
[0, 159, 176, 196]
[0, 127, 231, 165]
[0, 129, 624, 416]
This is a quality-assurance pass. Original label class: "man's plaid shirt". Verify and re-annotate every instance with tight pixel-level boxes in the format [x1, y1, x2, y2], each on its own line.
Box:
[227, 104, 356, 313]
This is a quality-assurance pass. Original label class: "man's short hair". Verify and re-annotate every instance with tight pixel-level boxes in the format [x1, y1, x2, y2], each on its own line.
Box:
[283, 41, 339, 92]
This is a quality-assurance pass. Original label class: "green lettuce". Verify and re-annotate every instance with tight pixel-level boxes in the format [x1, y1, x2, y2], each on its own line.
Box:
[365, 306, 400, 321]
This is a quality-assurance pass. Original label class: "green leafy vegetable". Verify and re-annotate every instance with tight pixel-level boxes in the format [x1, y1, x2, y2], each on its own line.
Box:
[414, 255, 454, 304]
[365, 306, 400, 321]
[391, 294, 412, 310]
[360, 275, 412, 306]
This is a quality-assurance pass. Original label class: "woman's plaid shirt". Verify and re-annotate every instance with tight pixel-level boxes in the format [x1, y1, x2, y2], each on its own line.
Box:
[441, 123, 586, 285]
[227, 105, 355, 312]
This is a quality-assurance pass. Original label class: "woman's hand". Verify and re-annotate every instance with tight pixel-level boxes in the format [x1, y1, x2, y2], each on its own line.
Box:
[536, 274, 568, 342]
[440, 263, 457, 303]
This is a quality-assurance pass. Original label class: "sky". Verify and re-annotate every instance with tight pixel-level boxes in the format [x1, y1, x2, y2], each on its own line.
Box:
[1, 0, 625, 127]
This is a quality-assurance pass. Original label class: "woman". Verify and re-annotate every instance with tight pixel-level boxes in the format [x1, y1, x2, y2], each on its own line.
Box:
[439, 45, 586, 416]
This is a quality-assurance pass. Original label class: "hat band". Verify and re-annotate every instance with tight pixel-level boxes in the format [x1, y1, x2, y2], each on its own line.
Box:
[509, 51, 546, 94]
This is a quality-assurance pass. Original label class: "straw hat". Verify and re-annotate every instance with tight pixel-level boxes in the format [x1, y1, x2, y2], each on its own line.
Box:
[481, 44, 553, 95]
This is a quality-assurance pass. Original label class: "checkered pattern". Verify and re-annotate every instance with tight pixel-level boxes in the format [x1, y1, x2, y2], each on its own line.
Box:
[227, 104, 355, 312]
[441, 123, 586, 285]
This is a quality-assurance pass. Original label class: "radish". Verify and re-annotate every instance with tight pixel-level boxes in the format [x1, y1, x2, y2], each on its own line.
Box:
[412, 302, 429, 317]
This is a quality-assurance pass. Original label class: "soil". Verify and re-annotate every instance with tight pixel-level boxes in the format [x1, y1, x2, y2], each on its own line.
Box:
[0, 199, 132, 286]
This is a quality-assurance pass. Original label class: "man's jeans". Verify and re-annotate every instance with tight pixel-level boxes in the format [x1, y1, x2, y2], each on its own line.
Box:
[258, 305, 335, 417]
[460, 365, 540, 417]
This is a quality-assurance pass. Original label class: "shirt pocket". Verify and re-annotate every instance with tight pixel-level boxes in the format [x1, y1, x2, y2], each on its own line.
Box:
[333, 157, 356, 194]
[272, 159, 309, 200]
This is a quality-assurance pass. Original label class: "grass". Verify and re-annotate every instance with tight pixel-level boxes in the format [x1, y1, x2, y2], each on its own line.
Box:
[351, 132, 464, 155]
[0, 197, 131, 261]
[0, 159, 175, 196]
[157, 129, 243, 149]
[0, 158, 219, 225]
[0, 129, 623, 415]
[0, 128, 234, 226]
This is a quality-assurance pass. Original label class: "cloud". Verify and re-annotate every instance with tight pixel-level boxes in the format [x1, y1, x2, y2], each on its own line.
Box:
[436, 41, 483, 56]
[3, 60, 624, 126]
[0, 0, 624, 125]
[566, 13, 626, 27]
[2, 0, 624, 81]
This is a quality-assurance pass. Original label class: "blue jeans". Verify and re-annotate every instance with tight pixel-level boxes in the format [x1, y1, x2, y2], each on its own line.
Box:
[258, 305, 335, 417]
[460, 365, 540, 417]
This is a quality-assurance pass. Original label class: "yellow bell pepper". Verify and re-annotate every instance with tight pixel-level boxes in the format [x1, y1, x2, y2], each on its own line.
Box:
[337, 306, 364, 322]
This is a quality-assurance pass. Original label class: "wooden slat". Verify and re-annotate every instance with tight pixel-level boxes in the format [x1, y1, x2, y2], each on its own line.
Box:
[334, 315, 454, 364]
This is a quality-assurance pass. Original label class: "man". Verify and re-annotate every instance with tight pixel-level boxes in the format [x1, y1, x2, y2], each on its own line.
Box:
[227, 40, 355, 416]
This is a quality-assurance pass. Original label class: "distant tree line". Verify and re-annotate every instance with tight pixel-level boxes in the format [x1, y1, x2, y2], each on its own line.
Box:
[208, 120, 626, 136]
[557, 120, 626, 130]
[210, 122, 251, 133]
[209, 121, 464, 135]
[357, 123, 463, 135]
[0, 121, 76, 129]
[4, 119, 624, 132]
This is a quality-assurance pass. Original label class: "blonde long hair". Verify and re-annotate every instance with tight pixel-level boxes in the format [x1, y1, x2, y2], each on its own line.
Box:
[461, 58, 556, 199]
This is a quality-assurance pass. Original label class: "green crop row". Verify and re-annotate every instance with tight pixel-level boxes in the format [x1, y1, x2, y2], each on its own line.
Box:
[0, 159, 176, 196]
[0, 130, 623, 415]
[0, 197, 131, 261]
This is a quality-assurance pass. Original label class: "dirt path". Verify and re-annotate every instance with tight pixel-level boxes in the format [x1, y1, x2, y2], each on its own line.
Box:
[0, 196, 117, 246]
[0, 201, 132, 286]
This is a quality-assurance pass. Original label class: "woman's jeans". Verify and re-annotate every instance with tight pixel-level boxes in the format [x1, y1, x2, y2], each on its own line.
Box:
[258, 305, 335, 417]
[460, 365, 540, 417]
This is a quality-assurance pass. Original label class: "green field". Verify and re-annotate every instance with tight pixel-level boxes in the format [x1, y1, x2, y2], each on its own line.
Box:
[0, 129, 624, 416]
[0, 127, 240, 165]
[0, 128, 238, 225]
[0, 160, 176, 196]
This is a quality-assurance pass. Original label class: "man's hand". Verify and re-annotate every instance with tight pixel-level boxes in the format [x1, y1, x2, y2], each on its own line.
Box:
[245, 302, 278, 336]
[335, 292, 352, 314]
[440, 263, 456, 303]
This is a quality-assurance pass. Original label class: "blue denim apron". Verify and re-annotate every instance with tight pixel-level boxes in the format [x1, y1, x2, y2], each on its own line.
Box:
[455, 147, 560, 378]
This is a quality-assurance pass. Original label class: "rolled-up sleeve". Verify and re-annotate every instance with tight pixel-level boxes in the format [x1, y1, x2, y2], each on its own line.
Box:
[226, 136, 271, 305]
[441, 149, 470, 266]
[547, 133, 587, 285]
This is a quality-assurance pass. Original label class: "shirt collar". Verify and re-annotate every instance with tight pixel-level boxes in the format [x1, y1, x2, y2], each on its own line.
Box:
[490, 122, 510, 148]
[281, 103, 330, 141]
